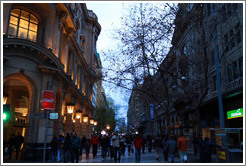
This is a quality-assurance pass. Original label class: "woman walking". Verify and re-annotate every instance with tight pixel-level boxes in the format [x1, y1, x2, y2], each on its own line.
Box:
[162, 137, 169, 162]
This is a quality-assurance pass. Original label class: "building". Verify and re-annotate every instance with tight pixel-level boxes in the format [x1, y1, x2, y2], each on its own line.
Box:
[3, 3, 101, 161]
[127, 3, 243, 146]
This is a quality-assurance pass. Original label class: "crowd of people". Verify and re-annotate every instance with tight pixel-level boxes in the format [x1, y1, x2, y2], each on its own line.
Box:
[6, 130, 221, 163]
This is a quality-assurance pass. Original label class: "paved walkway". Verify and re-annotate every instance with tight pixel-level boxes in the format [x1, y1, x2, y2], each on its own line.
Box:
[3, 146, 218, 163]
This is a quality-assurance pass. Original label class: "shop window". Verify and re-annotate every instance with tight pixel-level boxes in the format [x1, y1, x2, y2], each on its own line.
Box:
[8, 9, 38, 42]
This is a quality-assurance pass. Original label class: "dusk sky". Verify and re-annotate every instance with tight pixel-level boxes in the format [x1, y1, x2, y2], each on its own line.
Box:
[86, 3, 129, 120]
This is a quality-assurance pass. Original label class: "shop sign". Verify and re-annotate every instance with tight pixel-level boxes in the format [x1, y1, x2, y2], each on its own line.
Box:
[227, 108, 243, 119]
[42, 90, 56, 110]
[217, 150, 226, 160]
[49, 113, 58, 119]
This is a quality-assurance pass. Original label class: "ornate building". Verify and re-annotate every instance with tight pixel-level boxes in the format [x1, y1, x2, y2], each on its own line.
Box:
[3, 3, 101, 161]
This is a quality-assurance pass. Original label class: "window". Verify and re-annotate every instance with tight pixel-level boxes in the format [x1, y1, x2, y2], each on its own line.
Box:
[238, 57, 243, 77]
[232, 61, 239, 79]
[8, 9, 38, 42]
[227, 64, 233, 82]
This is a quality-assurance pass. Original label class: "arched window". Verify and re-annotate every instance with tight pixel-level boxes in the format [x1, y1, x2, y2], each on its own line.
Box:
[8, 9, 38, 42]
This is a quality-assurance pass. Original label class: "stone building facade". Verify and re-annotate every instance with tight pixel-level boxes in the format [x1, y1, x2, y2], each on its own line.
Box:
[3, 3, 101, 160]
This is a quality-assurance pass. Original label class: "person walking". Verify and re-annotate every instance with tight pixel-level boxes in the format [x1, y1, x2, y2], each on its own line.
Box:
[63, 133, 71, 163]
[57, 135, 64, 162]
[15, 132, 24, 160]
[120, 136, 126, 156]
[80, 135, 87, 158]
[8, 133, 16, 160]
[90, 134, 99, 158]
[168, 136, 177, 163]
[202, 137, 221, 163]
[112, 131, 121, 163]
[162, 137, 169, 162]
[177, 133, 188, 163]
[50, 136, 58, 162]
[133, 134, 143, 163]
[105, 135, 110, 158]
[101, 135, 107, 159]
[125, 134, 132, 155]
[70, 132, 81, 163]
[142, 136, 147, 153]
[154, 135, 163, 161]
[85, 138, 91, 160]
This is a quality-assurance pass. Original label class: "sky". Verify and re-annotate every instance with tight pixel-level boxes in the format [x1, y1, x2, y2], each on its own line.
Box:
[86, 3, 130, 121]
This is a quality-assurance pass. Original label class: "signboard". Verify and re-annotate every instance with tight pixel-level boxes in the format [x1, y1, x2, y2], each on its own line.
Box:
[227, 108, 243, 119]
[49, 113, 58, 119]
[217, 150, 226, 160]
[42, 90, 56, 110]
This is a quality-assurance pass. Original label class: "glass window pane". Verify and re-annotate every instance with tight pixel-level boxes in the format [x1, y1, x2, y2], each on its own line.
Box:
[30, 14, 38, 24]
[8, 24, 17, 37]
[19, 19, 29, 29]
[10, 16, 18, 25]
[11, 9, 20, 17]
[20, 10, 29, 20]
[18, 27, 28, 39]
[28, 31, 37, 42]
[29, 23, 37, 32]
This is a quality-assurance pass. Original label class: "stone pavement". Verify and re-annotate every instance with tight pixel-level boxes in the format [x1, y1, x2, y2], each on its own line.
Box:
[3, 146, 218, 163]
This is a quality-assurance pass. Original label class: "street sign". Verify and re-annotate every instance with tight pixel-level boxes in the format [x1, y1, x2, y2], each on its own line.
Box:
[49, 113, 58, 119]
[42, 90, 56, 110]
[227, 108, 243, 119]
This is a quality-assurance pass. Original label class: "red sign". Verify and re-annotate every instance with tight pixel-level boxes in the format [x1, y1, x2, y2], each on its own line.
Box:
[42, 90, 56, 110]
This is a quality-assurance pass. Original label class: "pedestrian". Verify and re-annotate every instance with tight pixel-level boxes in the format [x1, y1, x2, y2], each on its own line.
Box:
[197, 134, 205, 162]
[125, 134, 132, 155]
[70, 132, 81, 163]
[202, 137, 221, 163]
[90, 133, 99, 158]
[192, 134, 199, 157]
[168, 136, 177, 163]
[109, 133, 114, 159]
[112, 131, 121, 163]
[57, 135, 64, 161]
[177, 133, 188, 163]
[63, 133, 71, 163]
[81, 135, 87, 158]
[142, 136, 147, 153]
[133, 134, 143, 163]
[162, 137, 169, 162]
[105, 135, 110, 158]
[154, 135, 163, 161]
[101, 135, 107, 159]
[50, 136, 58, 162]
[8, 133, 16, 159]
[85, 138, 91, 160]
[15, 132, 24, 160]
[120, 136, 126, 156]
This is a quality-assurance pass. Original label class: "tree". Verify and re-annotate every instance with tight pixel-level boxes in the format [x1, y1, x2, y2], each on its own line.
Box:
[94, 97, 116, 132]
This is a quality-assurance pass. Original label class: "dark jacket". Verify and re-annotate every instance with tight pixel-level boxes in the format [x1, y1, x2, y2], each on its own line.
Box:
[70, 136, 81, 149]
[50, 137, 58, 152]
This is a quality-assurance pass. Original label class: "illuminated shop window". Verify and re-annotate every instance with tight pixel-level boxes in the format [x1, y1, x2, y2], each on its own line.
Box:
[8, 9, 38, 42]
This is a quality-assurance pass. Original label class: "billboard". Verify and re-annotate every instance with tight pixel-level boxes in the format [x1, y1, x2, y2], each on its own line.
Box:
[227, 108, 243, 119]
[42, 90, 56, 110]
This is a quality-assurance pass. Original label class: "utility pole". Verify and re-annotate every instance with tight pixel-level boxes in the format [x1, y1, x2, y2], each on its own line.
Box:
[211, 3, 227, 150]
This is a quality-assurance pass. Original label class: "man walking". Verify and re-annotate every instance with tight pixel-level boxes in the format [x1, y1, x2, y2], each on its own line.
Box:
[70, 132, 81, 163]
[112, 131, 121, 163]
[15, 132, 24, 160]
[90, 134, 99, 158]
[133, 134, 143, 163]
[177, 133, 188, 163]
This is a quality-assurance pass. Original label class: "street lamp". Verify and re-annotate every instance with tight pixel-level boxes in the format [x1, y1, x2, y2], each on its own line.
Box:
[83, 115, 88, 123]
[94, 121, 97, 126]
[67, 104, 74, 114]
[76, 110, 82, 119]
[90, 118, 94, 125]
[106, 124, 110, 130]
